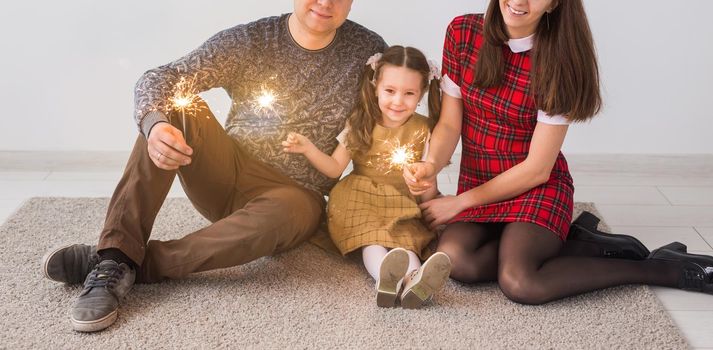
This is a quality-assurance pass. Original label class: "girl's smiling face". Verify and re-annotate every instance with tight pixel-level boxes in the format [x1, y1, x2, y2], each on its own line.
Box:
[375, 65, 424, 128]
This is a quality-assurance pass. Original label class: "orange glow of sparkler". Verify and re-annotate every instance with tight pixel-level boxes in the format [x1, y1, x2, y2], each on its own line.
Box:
[258, 91, 276, 108]
[251, 87, 282, 117]
[169, 75, 205, 142]
[389, 145, 416, 168]
[368, 129, 426, 174]
[172, 96, 193, 109]
[170, 76, 201, 112]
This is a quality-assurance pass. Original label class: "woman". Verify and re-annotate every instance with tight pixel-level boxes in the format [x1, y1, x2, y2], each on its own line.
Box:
[405, 0, 713, 304]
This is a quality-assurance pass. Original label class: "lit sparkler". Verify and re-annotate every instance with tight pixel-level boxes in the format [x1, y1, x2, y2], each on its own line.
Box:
[388, 144, 417, 170]
[257, 91, 275, 109]
[251, 87, 282, 118]
[369, 128, 427, 174]
[169, 75, 204, 142]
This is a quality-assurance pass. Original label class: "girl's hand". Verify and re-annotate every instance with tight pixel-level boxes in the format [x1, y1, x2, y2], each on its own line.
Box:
[282, 132, 314, 154]
[419, 195, 467, 230]
[403, 161, 436, 195]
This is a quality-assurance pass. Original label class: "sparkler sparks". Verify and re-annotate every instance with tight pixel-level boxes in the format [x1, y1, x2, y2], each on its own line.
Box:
[368, 128, 427, 174]
[169, 75, 204, 142]
[251, 87, 282, 117]
[388, 145, 416, 170]
[257, 91, 276, 109]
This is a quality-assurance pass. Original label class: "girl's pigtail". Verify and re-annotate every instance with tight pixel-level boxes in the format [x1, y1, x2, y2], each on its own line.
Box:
[346, 60, 381, 155]
[427, 77, 442, 129]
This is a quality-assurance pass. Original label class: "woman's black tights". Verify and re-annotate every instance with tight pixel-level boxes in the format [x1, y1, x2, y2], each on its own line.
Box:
[437, 222, 682, 305]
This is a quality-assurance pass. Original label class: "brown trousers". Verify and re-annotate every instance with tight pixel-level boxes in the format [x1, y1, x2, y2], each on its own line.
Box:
[97, 103, 325, 283]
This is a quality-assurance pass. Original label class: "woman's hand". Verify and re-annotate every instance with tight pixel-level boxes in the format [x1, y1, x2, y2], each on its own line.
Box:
[147, 122, 193, 171]
[282, 132, 315, 154]
[420, 195, 467, 230]
[403, 161, 436, 195]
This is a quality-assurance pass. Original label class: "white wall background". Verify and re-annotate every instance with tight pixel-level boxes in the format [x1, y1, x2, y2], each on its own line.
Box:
[0, 0, 711, 153]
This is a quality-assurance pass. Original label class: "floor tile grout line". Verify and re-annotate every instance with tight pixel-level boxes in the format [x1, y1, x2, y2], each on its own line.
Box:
[668, 310, 713, 314]
[693, 227, 713, 250]
[655, 186, 675, 205]
[597, 203, 710, 206]
[575, 184, 688, 188]
[596, 204, 713, 208]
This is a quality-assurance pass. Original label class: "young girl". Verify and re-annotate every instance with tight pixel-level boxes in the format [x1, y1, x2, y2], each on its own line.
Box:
[405, 0, 713, 303]
[283, 46, 451, 309]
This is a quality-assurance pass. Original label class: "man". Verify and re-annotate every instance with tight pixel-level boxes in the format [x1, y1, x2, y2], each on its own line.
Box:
[41, 0, 386, 332]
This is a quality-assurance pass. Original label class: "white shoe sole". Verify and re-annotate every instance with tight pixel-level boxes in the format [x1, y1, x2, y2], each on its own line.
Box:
[401, 252, 451, 309]
[71, 310, 118, 333]
[376, 248, 409, 307]
[41, 243, 75, 282]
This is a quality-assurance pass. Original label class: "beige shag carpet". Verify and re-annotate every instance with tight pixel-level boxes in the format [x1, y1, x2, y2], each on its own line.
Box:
[0, 198, 687, 349]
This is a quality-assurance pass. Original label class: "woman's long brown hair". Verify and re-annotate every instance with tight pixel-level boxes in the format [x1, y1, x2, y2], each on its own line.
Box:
[346, 45, 442, 155]
[475, 0, 601, 122]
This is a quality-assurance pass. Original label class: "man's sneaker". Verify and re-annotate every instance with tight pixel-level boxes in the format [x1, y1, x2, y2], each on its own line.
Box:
[71, 260, 135, 332]
[42, 244, 98, 284]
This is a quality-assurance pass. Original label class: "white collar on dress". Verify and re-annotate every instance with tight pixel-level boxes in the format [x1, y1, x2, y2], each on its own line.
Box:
[507, 34, 534, 53]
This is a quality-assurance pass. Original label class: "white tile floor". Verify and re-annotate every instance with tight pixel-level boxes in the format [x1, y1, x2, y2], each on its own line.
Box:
[1, 151, 712, 347]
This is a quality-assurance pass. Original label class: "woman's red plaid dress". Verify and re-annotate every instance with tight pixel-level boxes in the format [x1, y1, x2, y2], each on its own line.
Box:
[442, 14, 574, 240]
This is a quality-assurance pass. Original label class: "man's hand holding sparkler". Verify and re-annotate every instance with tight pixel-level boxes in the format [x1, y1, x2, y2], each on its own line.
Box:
[147, 122, 193, 171]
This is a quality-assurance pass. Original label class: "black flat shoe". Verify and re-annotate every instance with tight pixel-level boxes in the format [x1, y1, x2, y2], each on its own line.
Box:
[568, 211, 651, 260]
[572, 210, 601, 232]
[649, 247, 713, 294]
[648, 241, 688, 258]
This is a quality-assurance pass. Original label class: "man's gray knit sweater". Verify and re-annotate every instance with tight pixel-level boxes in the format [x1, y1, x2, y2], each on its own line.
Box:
[134, 14, 386, 195]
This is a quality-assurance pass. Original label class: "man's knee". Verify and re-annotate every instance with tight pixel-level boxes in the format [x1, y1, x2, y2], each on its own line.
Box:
[264, 187, 321, 218]
[244, 187, 322, 240]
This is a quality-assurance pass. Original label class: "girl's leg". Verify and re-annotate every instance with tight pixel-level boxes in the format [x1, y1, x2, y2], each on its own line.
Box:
[400, 250, 452, 309]
[362, 245, 389, 281]
[436, 222, 502, 283]
[369, 246, 410, 308]
[405, 249, 421, 275]
[496, 222, 681, 305]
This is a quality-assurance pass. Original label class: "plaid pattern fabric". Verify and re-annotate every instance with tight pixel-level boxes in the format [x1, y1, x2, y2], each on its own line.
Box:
[442, 14, 574, 239]
[327, 175, 433, 258]
[327, 115, 435, 257]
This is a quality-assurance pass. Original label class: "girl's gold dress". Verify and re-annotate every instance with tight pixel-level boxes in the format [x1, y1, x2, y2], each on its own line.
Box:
[327, 114, 435, 259]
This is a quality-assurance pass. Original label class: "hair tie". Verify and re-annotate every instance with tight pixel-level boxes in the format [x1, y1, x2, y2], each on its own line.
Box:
[427, 59, 441, 82]
[366, 53, 383, 71]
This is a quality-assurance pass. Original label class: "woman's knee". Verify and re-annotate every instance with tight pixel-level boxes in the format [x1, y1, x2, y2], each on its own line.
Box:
[437, 241, 495, 283]
[438, 245, 473, 282]
[497, 266, 549, 305]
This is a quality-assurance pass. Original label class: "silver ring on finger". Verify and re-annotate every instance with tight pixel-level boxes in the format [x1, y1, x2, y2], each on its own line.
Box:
[157, 152, 163, 161]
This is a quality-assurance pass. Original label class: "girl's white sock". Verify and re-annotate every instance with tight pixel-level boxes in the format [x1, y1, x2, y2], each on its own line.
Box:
[362, 245, 388, 281]
[362, 245, 422, 281]
[406, 249, 421, 275]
